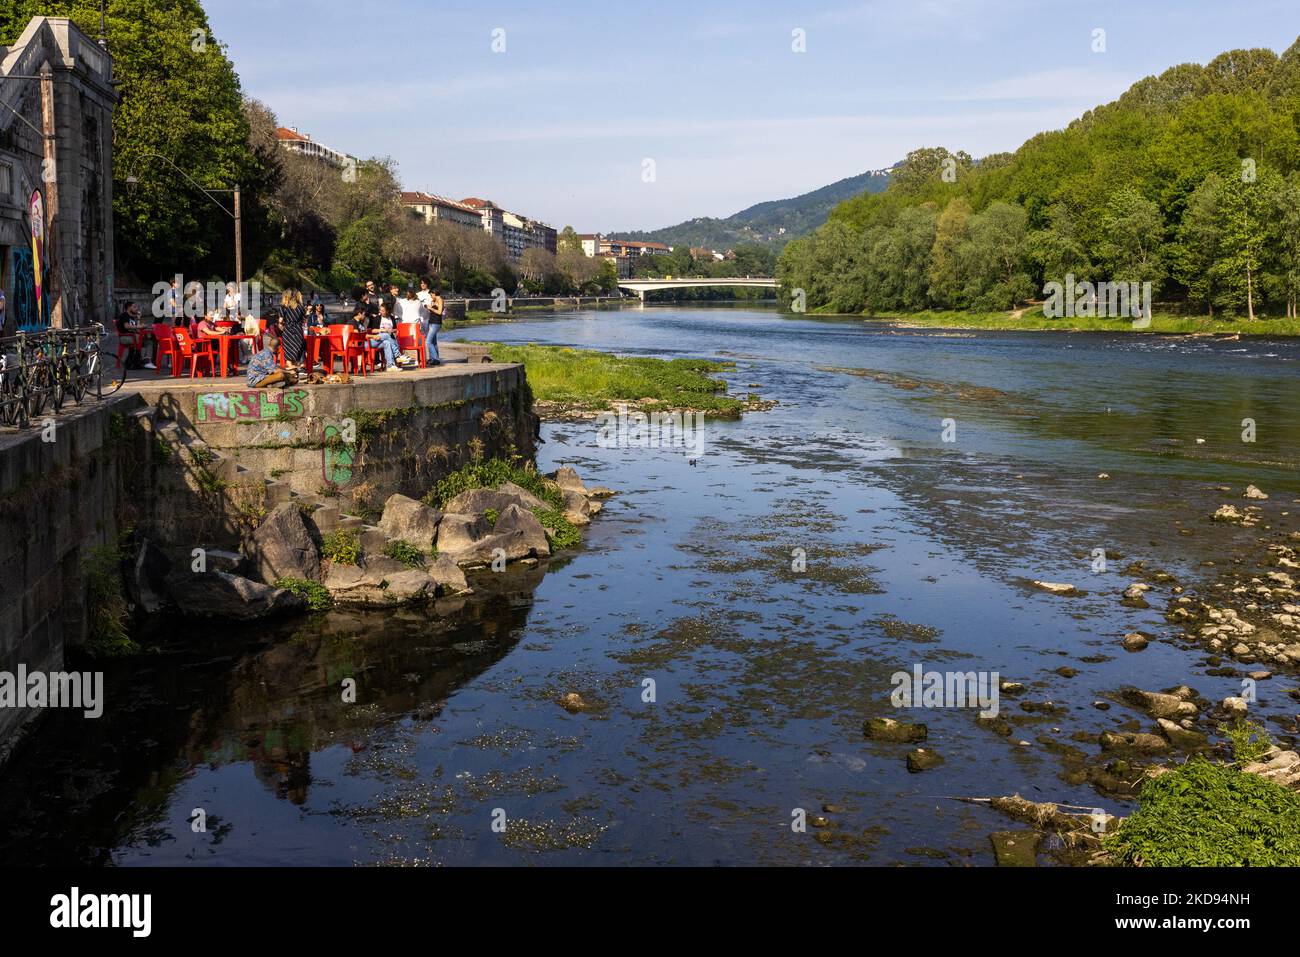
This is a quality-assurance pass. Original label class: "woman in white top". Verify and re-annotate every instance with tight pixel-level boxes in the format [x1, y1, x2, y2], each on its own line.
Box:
[222, 283, 240, 318]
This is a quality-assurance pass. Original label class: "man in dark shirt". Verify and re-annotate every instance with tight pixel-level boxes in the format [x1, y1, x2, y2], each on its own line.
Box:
[115, 301, 155, 370]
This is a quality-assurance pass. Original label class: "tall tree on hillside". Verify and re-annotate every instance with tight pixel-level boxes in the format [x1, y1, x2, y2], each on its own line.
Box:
[1266, 171, 1300, 319]
[1174, 173, 1228, 316]
[1028, 203, 1092, 286]
[927, 198, 971, 308]
[1217, 169, 1276, 320]
[959, 202, 1033, 310]
[1097, 188, 1167, 288]
[557, 225, 583, 253]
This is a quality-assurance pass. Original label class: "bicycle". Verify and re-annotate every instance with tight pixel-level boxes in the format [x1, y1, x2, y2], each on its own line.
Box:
[79, 322, 127, 399]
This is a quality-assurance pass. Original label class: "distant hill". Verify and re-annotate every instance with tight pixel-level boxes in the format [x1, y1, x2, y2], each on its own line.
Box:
[610, 167, 893, 251]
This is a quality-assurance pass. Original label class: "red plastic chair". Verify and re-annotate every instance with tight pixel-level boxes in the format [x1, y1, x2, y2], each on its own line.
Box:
[396, 322, 426, 367]
[152, 323, 177, 376]
[116, 327, 142, 365]
[173, 327, 217, 378]
[327, 324, 371, 376]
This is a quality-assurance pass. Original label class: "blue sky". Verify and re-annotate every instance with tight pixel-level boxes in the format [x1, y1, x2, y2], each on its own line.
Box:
[209, 0, 1300, 232]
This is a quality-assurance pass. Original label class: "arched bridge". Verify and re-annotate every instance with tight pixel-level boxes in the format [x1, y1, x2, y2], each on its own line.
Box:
[617, 277, 777, 300]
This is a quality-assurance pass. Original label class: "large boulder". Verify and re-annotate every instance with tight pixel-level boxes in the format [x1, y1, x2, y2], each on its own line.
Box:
[443, 482, 549, 517]
[168, 570, 306, 619]
[562, 489, 591, 527]
[428, 554, 470, 595]
[435, 513, 490, 562]
[378, 494, 442, 553]
[483, 504, 551, 561]
[324, 558, 434, 606]
[248, 503, 320, 584]
[548, 466, 586, 495]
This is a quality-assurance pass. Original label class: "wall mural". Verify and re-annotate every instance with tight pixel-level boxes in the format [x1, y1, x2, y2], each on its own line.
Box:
[10, 245, 47, 332]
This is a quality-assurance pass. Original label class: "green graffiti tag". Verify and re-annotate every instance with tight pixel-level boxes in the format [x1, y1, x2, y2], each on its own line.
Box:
[321, 422, 355, 486]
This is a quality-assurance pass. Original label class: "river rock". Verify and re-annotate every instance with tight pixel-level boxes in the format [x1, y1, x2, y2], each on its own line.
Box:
[378, 494, 442, 552]
[990, 830, 1041, 867]
[1214, 504, 1244, 522]
[1125, 689, 1196, 719]
[168, 570, 306, 619]
[1244, 484, 1269, 500]
[428, 554, 469, 595]
[324, 560, 434, 606]
[435, 513, 490, 561]
[548, 466, 586, 494]
[485, 504, 551, 559]
[247, 502, 320, 584]
[906, 748, 944, 772]
[863, 716, 927, 743]
[1031, 580, 1078, 595]
[1121, 632, 1149, 652]
[1156, 718, 1207, 750]
[562, 489, 591, 526]
[1220, 696, 1249, 716]
[1242, 748, 1300, 788]
[1100, 730, 1169, 753]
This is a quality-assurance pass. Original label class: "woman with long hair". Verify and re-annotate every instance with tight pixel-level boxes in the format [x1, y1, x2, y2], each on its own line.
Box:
[279, 288, 307, 370]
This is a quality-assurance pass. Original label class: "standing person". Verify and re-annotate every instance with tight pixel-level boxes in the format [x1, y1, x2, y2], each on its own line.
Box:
[164, 277, 181, 324]
[383, 282, 400, 318]
[222, 282, 240, 318]
[279, 288, 307, 372]
[424, 285, 444, 367]
[397, 287, 422, 325]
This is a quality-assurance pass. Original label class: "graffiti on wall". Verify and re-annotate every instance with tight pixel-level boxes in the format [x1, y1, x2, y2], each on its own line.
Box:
[197, 389, 307, 422]
[10, 245, 48, 332]
[320, 421, 356, 486]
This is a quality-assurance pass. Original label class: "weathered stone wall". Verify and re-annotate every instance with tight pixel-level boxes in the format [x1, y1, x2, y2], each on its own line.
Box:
[0, 394, 141, 764]
[0, 360, 538, 768]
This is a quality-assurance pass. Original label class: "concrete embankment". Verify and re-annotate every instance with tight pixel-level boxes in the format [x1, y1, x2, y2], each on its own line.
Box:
[0, 346, 538, 766]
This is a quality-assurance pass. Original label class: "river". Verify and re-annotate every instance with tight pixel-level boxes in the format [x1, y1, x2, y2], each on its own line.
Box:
[2, 304, 1298, 865]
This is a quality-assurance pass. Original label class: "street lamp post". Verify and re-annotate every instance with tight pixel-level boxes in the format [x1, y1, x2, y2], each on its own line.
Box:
[123, 151, 242, 292]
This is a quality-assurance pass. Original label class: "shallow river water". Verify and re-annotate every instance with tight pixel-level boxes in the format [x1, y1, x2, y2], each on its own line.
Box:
[3, 304, 1299, 865]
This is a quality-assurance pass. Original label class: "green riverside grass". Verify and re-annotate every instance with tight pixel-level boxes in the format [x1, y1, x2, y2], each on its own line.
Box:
[464, 342, 744, 415]
[274, 578, 334, 611]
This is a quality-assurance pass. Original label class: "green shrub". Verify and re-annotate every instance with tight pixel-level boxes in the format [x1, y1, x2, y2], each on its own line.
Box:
[84, 544, 138, 657]
[321, 529, 360, 566]
[274, 577, 334, 611]
[531, 507, 581, 550]
[383, 539, 427, 568]
[483, 508, 499, 527]
[1102, 756, 1300, 866]
[1220, 718, 1274, 765]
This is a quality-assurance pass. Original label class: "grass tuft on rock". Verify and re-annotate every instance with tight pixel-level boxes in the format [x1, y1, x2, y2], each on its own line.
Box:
[382, 539, 427, 569]
[320, 530, 360, 566]
[273, 577, 334, 611]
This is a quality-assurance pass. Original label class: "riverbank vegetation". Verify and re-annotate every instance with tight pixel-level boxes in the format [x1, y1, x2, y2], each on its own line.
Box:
[856, 305, 1300, 335]
[423, 459, 581, 549]
[779, 37, 1300, 325]
[467, 343, 747, 416]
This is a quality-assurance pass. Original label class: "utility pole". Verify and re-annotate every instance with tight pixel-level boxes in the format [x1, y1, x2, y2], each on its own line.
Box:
[234, 184, 243, 292]
[39, 63, 61, 328]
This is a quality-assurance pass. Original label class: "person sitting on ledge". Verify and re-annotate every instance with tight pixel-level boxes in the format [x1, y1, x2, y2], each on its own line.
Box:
[248, 331, 289, 389]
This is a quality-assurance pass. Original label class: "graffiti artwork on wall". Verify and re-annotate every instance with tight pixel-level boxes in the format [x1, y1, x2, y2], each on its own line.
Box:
[10, 246, 48, 333]
[321, 422, 355, 486]
[29, 190, 44, 327]
[197, 389, 307, 422]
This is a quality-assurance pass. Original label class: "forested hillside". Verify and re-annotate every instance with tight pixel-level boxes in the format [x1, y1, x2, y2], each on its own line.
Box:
[778, 41, 1300, 320]
[614, 168, 891, 251]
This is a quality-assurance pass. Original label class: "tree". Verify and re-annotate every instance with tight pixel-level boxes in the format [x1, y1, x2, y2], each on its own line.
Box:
[959, 202, 1033, 310]
[1098, 188, 1166, 288]
[1174, 173, 1228, 316]
[1267, 172, 1300, 318]
[928, 199, 971, 308]
[557, 225, 583, 253]
[1, 1, 273, 279]
[1217, 170, 1276, 320]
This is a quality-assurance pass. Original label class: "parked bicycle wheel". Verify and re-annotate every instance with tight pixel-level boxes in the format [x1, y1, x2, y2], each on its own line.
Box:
[90, 326, 127, 398]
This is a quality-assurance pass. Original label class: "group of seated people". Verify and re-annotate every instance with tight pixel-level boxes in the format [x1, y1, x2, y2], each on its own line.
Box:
[115, 280, 446, 386]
